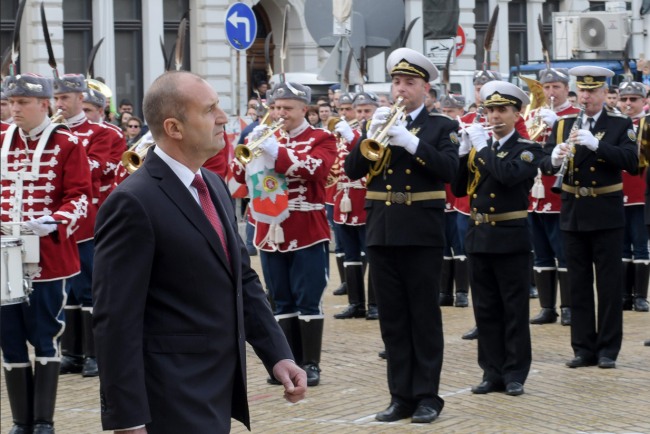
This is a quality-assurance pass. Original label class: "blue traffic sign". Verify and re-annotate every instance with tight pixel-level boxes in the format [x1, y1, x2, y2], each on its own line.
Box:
[225, 3, 257, 51]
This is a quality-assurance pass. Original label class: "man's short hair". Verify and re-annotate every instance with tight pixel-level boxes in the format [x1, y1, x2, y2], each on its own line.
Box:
[568, 91, 577, 98]
[608, 87, 618, 95]
[428, 88, 437, 99]
[318, 103, 330, 109]
[119, 98, 133, 107]
[143, 71, 203, 138]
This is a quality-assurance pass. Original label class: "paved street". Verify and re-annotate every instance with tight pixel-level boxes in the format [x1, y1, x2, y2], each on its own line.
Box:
[2, 252, 650, 434]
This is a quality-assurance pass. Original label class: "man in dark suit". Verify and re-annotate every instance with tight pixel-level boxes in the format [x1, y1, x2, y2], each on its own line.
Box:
[345, 48, 459, 424]
[92, 71, 306, 434]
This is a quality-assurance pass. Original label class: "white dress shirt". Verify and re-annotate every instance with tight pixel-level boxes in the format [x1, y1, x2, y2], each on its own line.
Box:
[153, 145, 203, 204]
[407, 103, 425, 122]
[581, 109, 603, 131]
[491, 128, 516, 151]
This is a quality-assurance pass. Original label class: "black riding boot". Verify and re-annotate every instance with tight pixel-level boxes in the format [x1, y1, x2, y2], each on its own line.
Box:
[529, 253, 538, 298]
[81, 309, 99, 377]
[333, 254, 347, 295]
[335, 263, 367, 318]
[530, 269, 558, 324]
[622, 261, 634, 310]
[33, 361, 59, 434]
[634, 262, 650, 312]
[558, 270, 571, 326]
[366, 270, 378, 319]
[439, 259, 454, 306]
[4, 365, 34, 434]
[300, 318, 324, 386]
[59, 307, 83, 375]
[267, 315, 303, 385]
[454, 258, 469, 307]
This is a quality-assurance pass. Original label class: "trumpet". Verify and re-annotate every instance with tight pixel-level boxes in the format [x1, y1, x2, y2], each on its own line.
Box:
[121, 137, 153, 174]
[50, 109, 65, 124]
[360, 96, 407, 161]
[235, 119, 285, 165]
[551, 104, 586, 194]
[527, 96, 554, 141]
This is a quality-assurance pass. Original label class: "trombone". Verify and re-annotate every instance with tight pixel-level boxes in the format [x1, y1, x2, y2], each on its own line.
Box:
[234, 119, 285, 165]
[360, 96, 407, 161]
[121, 137, 153, 174]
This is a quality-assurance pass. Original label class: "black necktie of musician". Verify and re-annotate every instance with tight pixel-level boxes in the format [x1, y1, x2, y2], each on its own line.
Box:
[406, 115, 413, 129]
[492, 141, 500, 151]
[587, 117, 595, 131]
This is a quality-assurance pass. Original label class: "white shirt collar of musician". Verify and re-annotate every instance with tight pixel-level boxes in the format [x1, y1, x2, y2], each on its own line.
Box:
[491, 128, 515, 150]
[582, 108, 603, 126]
[407, 103, 425, 121]
[65, 111, 87, 128]
[553, 99, 572, 113]
[288, 119, 310, 138]
[19, 116, 51, 142]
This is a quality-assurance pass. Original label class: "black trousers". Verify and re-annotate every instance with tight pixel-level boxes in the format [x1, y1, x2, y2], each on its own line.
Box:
[562, 228, 624, 361]
[468, 252, 532, 385]
[367, 245, 444, 413]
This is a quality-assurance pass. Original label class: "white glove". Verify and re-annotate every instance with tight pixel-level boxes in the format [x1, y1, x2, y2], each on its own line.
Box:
[539, 108, 558, 130]
[368, 107, 391, 137]
[258, 134, 279, 159]
[467, 124, 488, 152]
[249, 124, 269, 142]
[334, 120, 355, 143]
[551, 143, 572, 167]
[576, 129, 599, 151]
[459, 130, 471, 156]
[387, 124, 419, 154]
[24, 216, 57, 237]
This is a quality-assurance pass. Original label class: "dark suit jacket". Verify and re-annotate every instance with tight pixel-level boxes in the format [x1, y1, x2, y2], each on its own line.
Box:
[92, 147, 292, 433]
[452, 131, 543, 254]
[345, 108, 459, 247]
[539, 110, 638, 232]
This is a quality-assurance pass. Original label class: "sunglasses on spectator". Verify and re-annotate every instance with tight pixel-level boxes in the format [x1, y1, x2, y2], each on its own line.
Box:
[619, 97, 641, 103]
[128, 124, 141, 129]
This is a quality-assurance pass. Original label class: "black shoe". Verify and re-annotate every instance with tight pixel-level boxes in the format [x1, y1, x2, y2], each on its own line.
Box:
[560, 307, 571, 326]
[622, 296, 634, 311]
[59, 355, 83, 375]
[633, 262, 650, 312]
[266, 375, 282, 385]
[334, 304, 367, 319]
[32, 425, 54, 434]
[439, 293, 454, 306]
[455, 292, 469, 307]
[505, 382, 524, 396]
[81, 357, 98, 377]
[378, 350, 386, 359]
[375, 402, 414, 422]
[411, 405, 438, 423]
[597, 357, 616, 369]
[462, 327, 478, 340]
[566, 356, 595, 368]
[366, 305, 379, 320]
[530, 308, 558, 324]
[634, 297, 649, 312]
[645, 339, 650, 346]
[333, 282, 347, 296]
[471, 381, 504, 394]
[303, 364, 321, 387]
[246, 247, 258, 256]
[529, 285, 538, 298]
[9, 425, 33, 434]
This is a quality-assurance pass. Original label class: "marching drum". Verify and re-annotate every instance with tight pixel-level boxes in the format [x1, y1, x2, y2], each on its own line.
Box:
[1, 237, 31, 305]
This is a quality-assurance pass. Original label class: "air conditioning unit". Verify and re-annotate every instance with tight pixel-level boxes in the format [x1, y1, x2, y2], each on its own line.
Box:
[578, 12, 629, 51]
[553, 13, 580, 60]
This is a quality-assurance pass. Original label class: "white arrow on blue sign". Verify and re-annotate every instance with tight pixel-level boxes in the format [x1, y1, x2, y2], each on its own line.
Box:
[225, 3, 257, 51]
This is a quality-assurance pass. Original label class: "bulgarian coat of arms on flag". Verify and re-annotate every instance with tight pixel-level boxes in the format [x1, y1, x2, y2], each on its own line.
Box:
[245, 153, 290, 225]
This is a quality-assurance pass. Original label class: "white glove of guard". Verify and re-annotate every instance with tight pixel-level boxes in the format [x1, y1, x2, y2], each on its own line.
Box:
[334, 120, 355, 143]
[459, 130, 471, 156]
[467, 124, 488, 152]
[258, 134, 280, 159]
[576, 129, 599, 151]
[249, 124, 269, 142]
[539, 108, 558, 130]
[387, 124, 419, 154]
[551, 143, 572, 167]
[368, 107, 391, 137]
[24, 216, 57, 237]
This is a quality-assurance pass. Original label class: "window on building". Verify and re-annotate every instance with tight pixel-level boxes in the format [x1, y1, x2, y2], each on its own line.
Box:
[1, 0, 20, 72]
[542, 0, 560, 60]
[473, 0, 490, 69]
[508, 0, 527, 67]
[588, 1, 631, 11]
[63, 0, 93, 75]
[163, 0, 190, 72]
[114, 0, 143, 115]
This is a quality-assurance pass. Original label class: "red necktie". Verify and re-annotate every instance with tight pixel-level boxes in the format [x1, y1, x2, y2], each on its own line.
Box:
[191, 174, 231, 268]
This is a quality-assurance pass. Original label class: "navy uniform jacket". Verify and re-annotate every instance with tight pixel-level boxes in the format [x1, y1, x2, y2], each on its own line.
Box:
[540, 110, 638, 232]
[642, 114, 650, 226]
[345, 107, 459, 247]
[452, 130, 543, 254]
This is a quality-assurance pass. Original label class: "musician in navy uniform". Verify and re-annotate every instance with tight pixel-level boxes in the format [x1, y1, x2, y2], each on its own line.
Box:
[345, 48, 459, 424]
[642, 111, 650, 348]
[544, 66, 638, 369]
[452, 81, 541, 396]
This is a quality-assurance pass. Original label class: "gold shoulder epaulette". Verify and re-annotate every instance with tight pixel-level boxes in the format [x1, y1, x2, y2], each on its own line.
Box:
[517, 138, 536, 145]
[606, 111, 629, 119]
[429, 112, 454, 121]
[558, 113, 578, 120]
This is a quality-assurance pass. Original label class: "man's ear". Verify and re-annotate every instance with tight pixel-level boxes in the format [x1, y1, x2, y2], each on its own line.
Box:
[163, 118, 183, 141]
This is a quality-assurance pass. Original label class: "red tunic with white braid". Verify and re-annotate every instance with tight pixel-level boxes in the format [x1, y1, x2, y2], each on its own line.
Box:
[525, 102, 581, 213]
[66, 113, 113, 241]
[99, 121, 126, 206]
[233, 121, 337, 252]
[622, 115, 646, 206]
[1, 125, 93, 281]
[333, 128, 366, 225]
[1, 121, 9, 132]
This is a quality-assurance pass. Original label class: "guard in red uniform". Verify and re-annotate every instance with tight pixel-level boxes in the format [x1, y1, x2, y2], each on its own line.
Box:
[527, 67, 580, 326]
[53, 74, 112, 377]
[619, 80, 649, 312]
[234, 82, 336, 387]
[1, 72, 93, 434]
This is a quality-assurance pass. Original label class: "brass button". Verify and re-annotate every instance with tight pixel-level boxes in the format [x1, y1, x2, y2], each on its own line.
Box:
[575, 194, 579, 198]
[385, 201, 391, 206]
[473, 208, 478, 212]
[386, 185, 392, 190]
[575, 168, 579, 172]
[406, 169, 411, 174]
[592, 181, 597, 185]
[491, 221, 496, 226]
[388, 169, 393, 174]
[590, 167, 595, 171]
[592, 194, 597, 198]
[406, 186, 411, 191]
[422, 162, 426, 165]
[574, 181, 579, 185]
[490, 207, 495, 212]
[475, 221, 480, 226]
[547, 171, 551, 175]
[406, 201, 412, 206]
[490, 193, 495, 198]
[472, 194, 477, 199]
